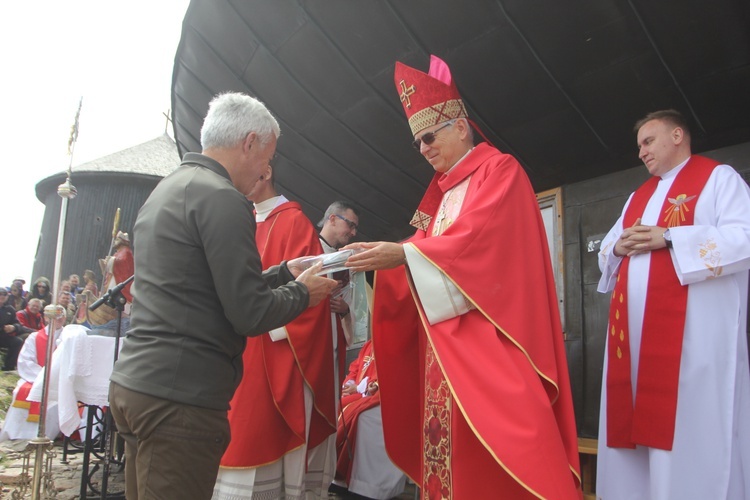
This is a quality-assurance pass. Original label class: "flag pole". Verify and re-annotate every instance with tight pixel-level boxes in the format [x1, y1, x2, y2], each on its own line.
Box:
[29, 97, 81, 500]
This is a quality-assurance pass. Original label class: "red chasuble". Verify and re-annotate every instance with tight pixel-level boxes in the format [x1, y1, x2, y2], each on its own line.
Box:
[221, 201, 337, 467]
[335, 340, 380, 483]
[373, 143, 581, 499]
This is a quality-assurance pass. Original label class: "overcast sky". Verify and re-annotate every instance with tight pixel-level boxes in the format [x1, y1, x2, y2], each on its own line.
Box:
[0, 1, 190, 288]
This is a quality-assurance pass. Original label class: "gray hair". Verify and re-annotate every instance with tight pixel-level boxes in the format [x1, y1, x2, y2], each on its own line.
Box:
[317, 201, 359, 228]
[200, 92, 281, 150]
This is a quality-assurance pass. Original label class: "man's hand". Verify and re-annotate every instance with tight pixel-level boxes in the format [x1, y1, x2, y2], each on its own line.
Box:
[287, 256, 311, 278]
[330, 295, 349, 315]
[341, 380, 357, 396]
[343, 242, 405, 272]
[366, 381, 379, 396]
[3, 325, 15, 334]
[614, 218, 669, 257]
[296, 261, 337, 307]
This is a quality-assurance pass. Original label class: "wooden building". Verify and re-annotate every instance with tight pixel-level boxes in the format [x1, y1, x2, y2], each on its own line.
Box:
[32, 134, 179, 287]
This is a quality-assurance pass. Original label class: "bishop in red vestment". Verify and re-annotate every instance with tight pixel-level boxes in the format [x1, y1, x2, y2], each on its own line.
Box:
[347, 55, 581, 499]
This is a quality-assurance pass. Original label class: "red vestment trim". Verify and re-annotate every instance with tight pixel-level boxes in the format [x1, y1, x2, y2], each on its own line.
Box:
[607, 155, 719, 450]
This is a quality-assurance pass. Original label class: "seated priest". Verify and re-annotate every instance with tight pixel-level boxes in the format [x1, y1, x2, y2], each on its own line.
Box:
[329, 340, 406, 499]
[0, 315, 65, 441]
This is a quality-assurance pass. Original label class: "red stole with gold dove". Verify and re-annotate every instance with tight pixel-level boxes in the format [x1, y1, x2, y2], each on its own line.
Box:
[607, 155, 719, 450]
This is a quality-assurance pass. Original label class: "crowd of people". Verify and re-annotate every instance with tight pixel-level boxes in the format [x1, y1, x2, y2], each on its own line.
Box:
[0, 229, 138, 439]
[0, 272, 99, 372]
[3, 53, 750, 500]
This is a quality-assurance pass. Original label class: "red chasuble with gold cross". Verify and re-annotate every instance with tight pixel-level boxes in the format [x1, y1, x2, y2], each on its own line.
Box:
[373, 143, 581, 499]
[221, 201, 337, 468]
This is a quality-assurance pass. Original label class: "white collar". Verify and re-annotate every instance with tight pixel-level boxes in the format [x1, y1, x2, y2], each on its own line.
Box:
[254, 195, 288, 222]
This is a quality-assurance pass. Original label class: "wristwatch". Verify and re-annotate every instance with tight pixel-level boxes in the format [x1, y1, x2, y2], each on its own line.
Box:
[663, 228, 673, 249]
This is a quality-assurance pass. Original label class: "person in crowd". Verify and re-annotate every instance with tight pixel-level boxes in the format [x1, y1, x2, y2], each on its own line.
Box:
[214, 165, 336, 499]
[109, 91, 336, 500]
[59, 278, 76, 307]
[8, 282, 27, 313]
[11, 277, 28, 298]
[596, 109, 750, 498]
[329, 339, 405, 499]
[82, 269, 98, 297]
[345, 55, 581, 498]
[16, 298, 44, 332]
[0, 288, 26, 371]
[74, 269, 100, 325]
[57, 292, 76, 326]
[58, 280, 72, 299]
[0, 315, 64, 441]
[28, 277, 52, 308]
[69, 274, 82, 294]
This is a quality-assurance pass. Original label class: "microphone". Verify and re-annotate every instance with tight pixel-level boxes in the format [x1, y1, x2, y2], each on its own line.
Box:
[89, 275, 134, 311]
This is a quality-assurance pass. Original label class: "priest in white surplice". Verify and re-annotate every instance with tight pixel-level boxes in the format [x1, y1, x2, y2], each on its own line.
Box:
[597, 109, 750, 499]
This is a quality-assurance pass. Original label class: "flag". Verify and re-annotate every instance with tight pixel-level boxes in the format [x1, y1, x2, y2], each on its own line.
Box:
[67, 97, 82, 156]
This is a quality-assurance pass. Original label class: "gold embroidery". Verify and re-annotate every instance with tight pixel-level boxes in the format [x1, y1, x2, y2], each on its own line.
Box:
[698, 238, 723, 278]
[663, 193, 697, 227]
[617, 346, 622, 359]
[424, 343, 452, 499]
[399, 79, 416, 108]
[433, 178, 470, 237]
[411, 210, 432, 231]
[408, 99, 467, 136]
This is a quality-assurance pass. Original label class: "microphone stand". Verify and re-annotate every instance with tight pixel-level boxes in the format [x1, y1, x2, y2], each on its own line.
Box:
[87, 274, 132, 499]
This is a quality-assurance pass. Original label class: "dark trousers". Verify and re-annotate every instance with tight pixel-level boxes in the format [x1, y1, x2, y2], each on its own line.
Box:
[108, 382, 231, 500]
[0, 333, 23, 370]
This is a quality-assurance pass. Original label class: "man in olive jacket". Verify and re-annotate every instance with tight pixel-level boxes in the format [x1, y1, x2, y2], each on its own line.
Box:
[109, 92, 336, 500]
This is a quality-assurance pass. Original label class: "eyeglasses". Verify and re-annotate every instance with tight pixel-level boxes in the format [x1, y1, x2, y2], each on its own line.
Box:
[334, 214, 358, 231]
[412, 121, 454, 150]
[0, 292, 7, 296]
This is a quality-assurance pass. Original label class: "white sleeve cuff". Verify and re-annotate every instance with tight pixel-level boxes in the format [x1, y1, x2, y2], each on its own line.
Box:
[404, 243, 470, 325]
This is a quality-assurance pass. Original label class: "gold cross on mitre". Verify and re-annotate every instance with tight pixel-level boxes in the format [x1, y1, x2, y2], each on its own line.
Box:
[399, 80, 416, 108]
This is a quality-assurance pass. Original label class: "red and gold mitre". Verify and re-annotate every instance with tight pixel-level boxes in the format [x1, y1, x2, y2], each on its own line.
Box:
[394, 55, 468, 136]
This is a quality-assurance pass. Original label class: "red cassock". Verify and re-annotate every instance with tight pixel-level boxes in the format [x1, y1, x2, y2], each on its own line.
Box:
[221, 201, 339, 467]
[373, 143, 581, 499]
[335, 340, 380, 483]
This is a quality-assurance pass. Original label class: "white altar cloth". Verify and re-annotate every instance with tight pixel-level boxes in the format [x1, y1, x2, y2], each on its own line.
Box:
[28, 326, 122, 436]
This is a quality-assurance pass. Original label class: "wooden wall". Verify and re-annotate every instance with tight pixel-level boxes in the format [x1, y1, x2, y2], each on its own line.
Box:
[32, 173, 161, 290]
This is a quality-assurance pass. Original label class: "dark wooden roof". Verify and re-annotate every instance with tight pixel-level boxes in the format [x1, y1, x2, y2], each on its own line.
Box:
[171, 0, 750, 242]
